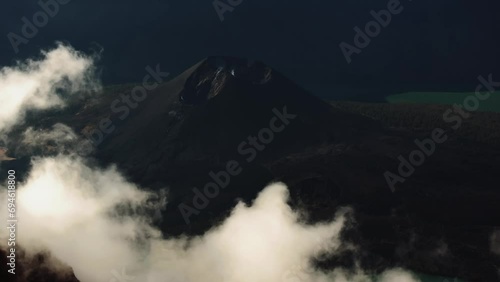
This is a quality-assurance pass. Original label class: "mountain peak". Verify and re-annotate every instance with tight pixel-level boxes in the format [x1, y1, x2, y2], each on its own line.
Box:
[180, 56, 274, 104]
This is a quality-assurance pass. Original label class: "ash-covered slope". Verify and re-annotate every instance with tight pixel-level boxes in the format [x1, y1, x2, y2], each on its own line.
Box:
[86, 57, 384, 238]
[91, 58, 500, 281]
[4, 57, 500, 281]
[95, 57, 377, 182]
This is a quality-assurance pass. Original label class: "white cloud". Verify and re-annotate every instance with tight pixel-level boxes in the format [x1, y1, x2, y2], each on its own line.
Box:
[0, 43, 98, 134]
[21, 123, 93, 155]
[491, 230, 500, 256]
[0, 155, 159, 282]
[1, 157, 420, 282]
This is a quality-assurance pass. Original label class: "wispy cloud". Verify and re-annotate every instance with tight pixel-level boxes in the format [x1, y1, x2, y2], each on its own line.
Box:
[0, 43, 99, 135]
[491, 230, 500, 256]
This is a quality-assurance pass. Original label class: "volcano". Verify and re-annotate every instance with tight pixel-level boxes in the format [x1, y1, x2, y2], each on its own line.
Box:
[2, 57, 500, 281]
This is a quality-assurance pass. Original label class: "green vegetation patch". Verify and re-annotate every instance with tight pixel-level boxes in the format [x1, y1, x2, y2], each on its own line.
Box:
[386, 91, 500, 113]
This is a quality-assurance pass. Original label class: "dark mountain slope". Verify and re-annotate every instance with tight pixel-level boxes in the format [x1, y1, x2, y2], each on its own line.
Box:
[88, 57, 384, 234]
[2, 58, 500, 281]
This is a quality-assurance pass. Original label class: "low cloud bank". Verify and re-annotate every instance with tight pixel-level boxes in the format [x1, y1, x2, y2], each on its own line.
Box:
[1, 156, 419, 282]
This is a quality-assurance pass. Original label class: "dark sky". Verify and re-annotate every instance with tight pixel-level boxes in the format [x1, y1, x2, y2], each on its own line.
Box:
[1, 0, 499, 100]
